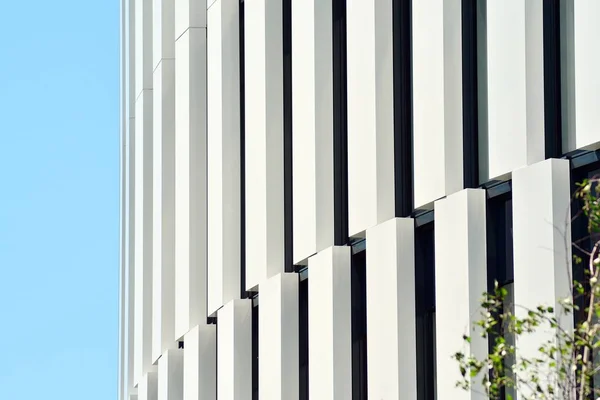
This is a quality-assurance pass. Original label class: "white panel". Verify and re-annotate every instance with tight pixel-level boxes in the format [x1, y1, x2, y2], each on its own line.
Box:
[120, 147, 126, 399]
[175, 27, 208, 338]
[120, 0, 128, 395]
[244, 0, 284, 289]
[365, 218, 417, 399]
[183, 325, 216, 400]
[512, 158, 572, 395]
[127, 110, 137, 391]
[134, 90, 154, 386]
[135, 0, 153, 96]
[139, 372, 158, 400]
[151, 0, 175, 365]
[346, 0, 394, 237]
[152, 59, 176, 363]
[153, 0, 175, 69]
[207, 0, 241, 315]
[562, 0, 600, 152]
[291, 0, 335, 264]
[483, 0, 544, 181]
[175, 0, 206, 39]
[308, 246, 351, 399]
[217, 299, 252, 400]
[412, 0, 463, 208]
[125, 0, 137, 392]
[151, 64, 163, 363]
[434, 189, 488, 400]
[259, 273, 299, 400]
[158, 349, 184, 400]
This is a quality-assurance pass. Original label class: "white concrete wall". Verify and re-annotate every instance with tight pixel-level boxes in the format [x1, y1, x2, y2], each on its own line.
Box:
[134, 88, 154, 386]
[512, 158, 573, 396]
[561, 0, 600, 152]
[244, 0, 285, 290]
[258, 273, 299, 400]
[139, 371, 158, 400]
[365, 218, 417, 399]
[175, 0, 206, 40]
[158, 349, 184, 400]
[174, 2, 208, 340]
[120, 0, 128, 395]
[152, 0, 176, 364]
[183, 325, 216, 400]
[346, 0, 395, 237]
[217, 299, 252, 400]
[482, 0, 545, 181]
[291, 0, 334, 264]
[207, 0, 241, 315]
[308, 246, 352, 399]
[435, 189, 488, 400]
[133, 0, 154, 387]
[124, 0, 137, 394]
[121, 1, 597, 397]
[412, 0, 463, 208]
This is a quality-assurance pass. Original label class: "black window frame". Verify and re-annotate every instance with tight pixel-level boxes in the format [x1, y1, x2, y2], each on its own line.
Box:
[299, 277, 309, 400]
[239, 0, 248, 298]
[332, 0, 349, 245]
[462, 0, 480, 188]
[252, 301, 259, 400]
[485, 183, 515, 400]
[571, 155, 600, 352]
[486, 186, 514, 292]
[414, 216, 436, 400]
[283, 0, 294, 273]
[543, 0, 563, 158]
[393, 0, 414, 217]
[351, 250, 368, 399]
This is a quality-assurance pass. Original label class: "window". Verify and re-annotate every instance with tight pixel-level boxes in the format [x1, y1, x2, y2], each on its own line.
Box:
[486, 189, 515, 400]
[462, 0, 480, 188]
[252, 303, 258, 400]
[333, 0, 348, 245]
[571, 162, 600, 324]
[299, 278, 309, 400]
[486, 191, 514, 290]
[239, 0, 247, 297]
[392, 0, 413, 216]
[543, 0, 562, 158]
[283, 0, 294, 272]
[351, 250, 367, 399]
[415, 219, 436, 400]
[571, 157, 600, 391]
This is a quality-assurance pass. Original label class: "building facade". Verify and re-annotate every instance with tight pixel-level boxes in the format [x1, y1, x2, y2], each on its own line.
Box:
[119, 0, 600, 399]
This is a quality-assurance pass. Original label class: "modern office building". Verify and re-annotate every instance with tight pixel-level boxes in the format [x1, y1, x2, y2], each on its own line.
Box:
[119, 0, 600, 399]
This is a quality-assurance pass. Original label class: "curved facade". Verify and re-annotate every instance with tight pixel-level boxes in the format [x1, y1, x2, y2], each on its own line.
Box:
[119, 0, 600, 399]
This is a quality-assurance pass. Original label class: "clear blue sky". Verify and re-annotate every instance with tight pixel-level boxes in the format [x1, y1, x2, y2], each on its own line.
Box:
[0, 1, 119, 399]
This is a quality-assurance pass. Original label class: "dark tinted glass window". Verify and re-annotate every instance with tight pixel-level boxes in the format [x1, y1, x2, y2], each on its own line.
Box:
[351, 251, 367, 399]
[415, 222, 436, 400]
[299, 278, 309, 400]
[283, 0, 294, 272]
[543, 0, 562, 158]
[572, 166, 600, 336]
[332, 0, 348, 244]
[486, 193, 514, 290]
[392, 0, 413, 216]
[486, 191, 515, 400]
[462, 0, 480, 188]
[239, 0, 247, 297]
[252, 304, 258, 400]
